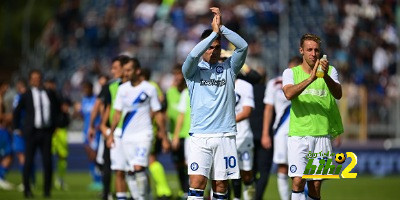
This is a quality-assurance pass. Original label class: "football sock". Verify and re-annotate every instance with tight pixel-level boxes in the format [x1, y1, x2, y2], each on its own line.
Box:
[231, 179, 242, 199]
[188, 188, 204, 199]
[292, 190, 306, 200]
[149, 161, 172, 197]
[277, 172, 289, 200]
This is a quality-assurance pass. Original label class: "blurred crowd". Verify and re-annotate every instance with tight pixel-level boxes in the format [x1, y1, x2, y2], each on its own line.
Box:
[10, 0, 400, 128]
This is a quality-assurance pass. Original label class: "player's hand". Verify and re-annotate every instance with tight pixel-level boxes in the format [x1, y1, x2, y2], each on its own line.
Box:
[106, 135, 115, 148]
[210, 7, 221, 32]
[309, 59, 319, 81]
[261, 134, 272, 149]
[320, 58, 329, 76]
[88, 126, 95, 143]
[172, 137, 180, 151]
[161, 137, 171, 153]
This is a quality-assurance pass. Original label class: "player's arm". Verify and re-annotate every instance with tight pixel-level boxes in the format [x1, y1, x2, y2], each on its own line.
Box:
[107, 109, 121, 148]
[323, 65, 342, 99]
[221, 26, 248, 74]
[154, 110, 171, 152]
[182, 12, 220, 79]
[211, 7, 248, 75]
[100, 104, 111, 138]
[261, 104, 273, 149]
[88, 98, 103, 139]
[172, 112, 184, 151]
[282, 60, 319, 100]
[235, 106, 252, 122]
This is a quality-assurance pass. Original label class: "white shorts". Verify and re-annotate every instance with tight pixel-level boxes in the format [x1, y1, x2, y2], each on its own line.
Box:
[236, 137, 254, 171]
[110, 128, 152, 171]
[188, 135, 240, 180]
[288, 136, 332, 179]
[273, 123, 289, 165]
[110, 136, 129, 171]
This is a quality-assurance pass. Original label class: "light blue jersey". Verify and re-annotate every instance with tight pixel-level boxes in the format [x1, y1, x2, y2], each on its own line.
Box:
[182, 26, 248, 135]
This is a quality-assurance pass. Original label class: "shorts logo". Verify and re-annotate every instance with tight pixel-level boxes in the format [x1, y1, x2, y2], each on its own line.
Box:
[190, 162, 199, 171]
[290, 165, 297, 173]
[216, 65, 224, 74]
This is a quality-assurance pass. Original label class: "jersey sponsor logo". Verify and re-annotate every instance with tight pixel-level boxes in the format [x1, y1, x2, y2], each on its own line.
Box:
[190, 162, 199, 171]
[216, 65, 224, 74]
[290, 165, 297, 173]
[200, 79, 226, 87]
[300, 89, 327, 97]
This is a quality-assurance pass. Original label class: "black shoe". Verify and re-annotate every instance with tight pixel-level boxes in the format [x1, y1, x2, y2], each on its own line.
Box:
[24, 190, 34, 198]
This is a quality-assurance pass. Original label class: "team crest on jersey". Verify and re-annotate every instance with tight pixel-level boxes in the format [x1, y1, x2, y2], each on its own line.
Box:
[235, 93, 241, 105]
[290, 165, 297, 173]
[190, 162, 199, 171]
[138, 92, 149, 103]
[216, 65, 224, 74]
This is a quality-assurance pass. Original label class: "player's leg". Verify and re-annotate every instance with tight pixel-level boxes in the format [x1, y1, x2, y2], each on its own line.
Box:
[125, 136, 153, 200]
[211, 136, 240, 200]
[53, 128, 69, 190]
[306, 180, 321, 200]
[172, 138, 189, 198]
[84, 131, 102, 190]
[252, 139, 273, 200]
[211, 180, 229, 200]
[0, 129, 13, 190]
[288, 136, 309, 200]
[274, 127, 290, 200]
[306, 136, 332, 200]
[111, 135, 128, 200]
[187, 136, 213, 199]
[149, 138, 172, 198]
[239, 140, 255, 200]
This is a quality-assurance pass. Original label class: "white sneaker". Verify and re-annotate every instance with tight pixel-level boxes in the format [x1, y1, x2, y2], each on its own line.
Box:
[0, 179, 14, 190]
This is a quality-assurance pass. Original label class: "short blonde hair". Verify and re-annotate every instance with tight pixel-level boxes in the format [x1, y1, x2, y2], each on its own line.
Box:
[300, 33, 321, 48]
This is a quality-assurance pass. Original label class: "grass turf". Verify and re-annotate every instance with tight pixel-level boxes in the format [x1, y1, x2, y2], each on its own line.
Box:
[0, 171, 397, 199]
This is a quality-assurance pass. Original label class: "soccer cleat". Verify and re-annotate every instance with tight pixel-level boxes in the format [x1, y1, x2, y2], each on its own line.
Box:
[0, 179, 14, 190]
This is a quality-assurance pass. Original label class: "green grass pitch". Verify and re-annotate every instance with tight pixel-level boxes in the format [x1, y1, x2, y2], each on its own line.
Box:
[0, 171, 397, 199]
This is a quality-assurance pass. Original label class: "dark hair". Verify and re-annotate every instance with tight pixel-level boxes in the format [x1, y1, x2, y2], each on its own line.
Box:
[29, 69, 42, 79]
[140, 68, 151, 81]
[300, 33, 321, 48]
[131, 57, 141, 69]
[111, 55, 130, 67]
[82, 81, 93, 89]
[201, 29, 221, 41]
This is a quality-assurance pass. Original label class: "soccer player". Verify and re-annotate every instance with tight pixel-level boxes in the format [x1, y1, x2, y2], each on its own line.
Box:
[99, 55, 131, 200]
[232, 78, 255, 200]
[88, 55, 125, 200]
[282, 33, 343, 200]
[182, 7, 248, 200]
[262, 56, 302, 200]
[106, 58, 168, 200]
[79, 81, 103, 190]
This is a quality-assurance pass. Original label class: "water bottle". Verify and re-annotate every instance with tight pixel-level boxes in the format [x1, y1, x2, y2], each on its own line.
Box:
[316, 55, 327, 78]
